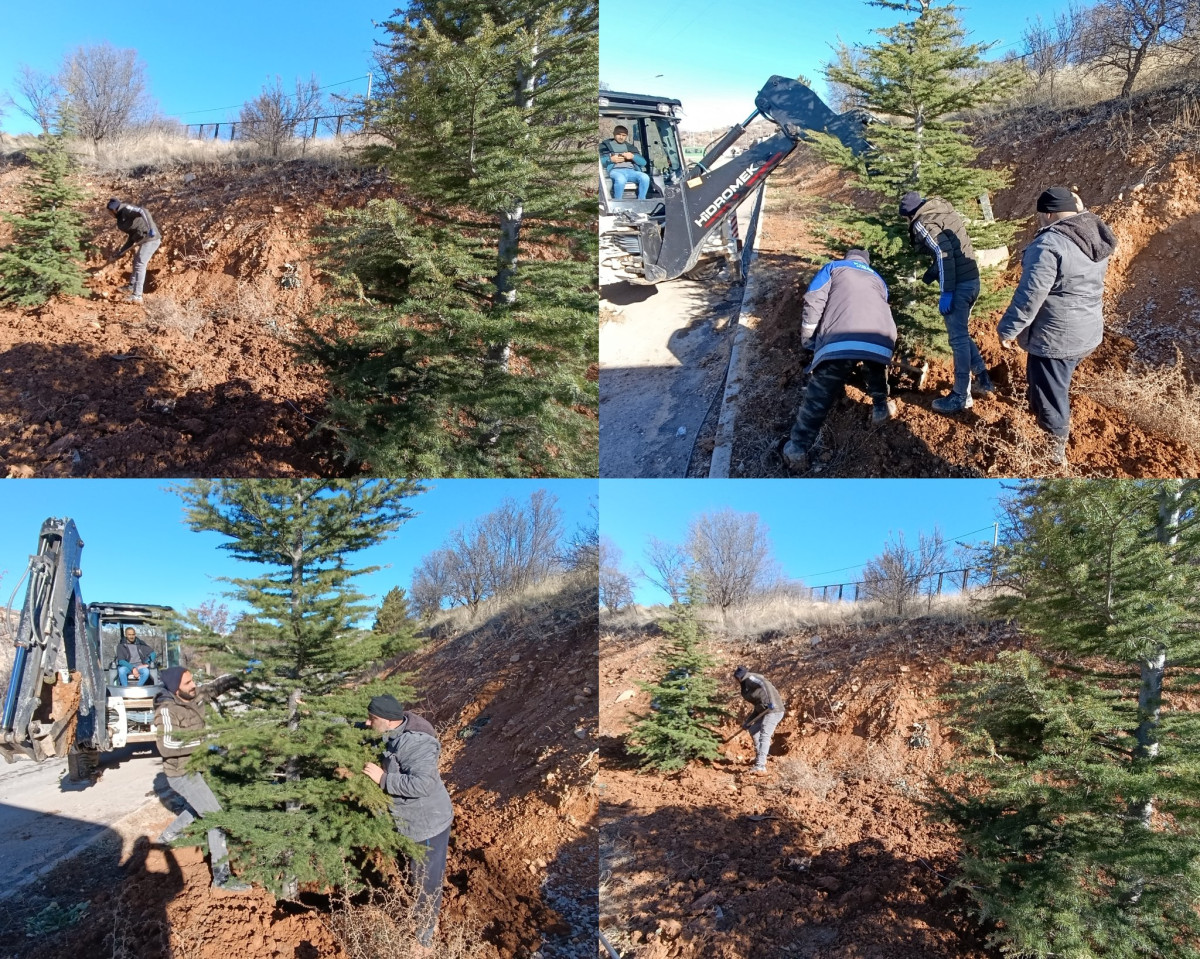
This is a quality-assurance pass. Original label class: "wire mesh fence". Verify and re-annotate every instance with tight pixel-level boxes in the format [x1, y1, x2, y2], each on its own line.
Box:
[184, 113, 367, 141]
[806, 567, 993, 604]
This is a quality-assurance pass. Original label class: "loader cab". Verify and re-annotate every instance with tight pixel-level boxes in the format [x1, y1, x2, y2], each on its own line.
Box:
[599, 90, 685, 215]
[87, 602, 178, 749]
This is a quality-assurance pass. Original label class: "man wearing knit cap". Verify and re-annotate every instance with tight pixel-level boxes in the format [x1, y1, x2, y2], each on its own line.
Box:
[106, 197, 161, 304]
[154, 667, 250, 891]
[781, 248, 898, 473]
[363, 694, 454, 951]
[733, 666, 786, 775]
[899, 191, 992, 413]
[997, 187, 1116, 466]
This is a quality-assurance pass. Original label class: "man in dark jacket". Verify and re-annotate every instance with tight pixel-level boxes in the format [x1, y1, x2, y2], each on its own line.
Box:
[154, 667, 249, 891]
[106, 197, 161, 304]
[734, 666, 786, 774]
[900, 192, 992, 413]
[115, 627, 157, 687]
[363, 694, 454, 951]
[600, 126, 650, 200]
[998, 187, 1117, 466]
[782, 249, 898, 472]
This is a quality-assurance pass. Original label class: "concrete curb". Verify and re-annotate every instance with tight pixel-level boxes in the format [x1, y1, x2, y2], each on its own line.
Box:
[709, 182, 768, 479]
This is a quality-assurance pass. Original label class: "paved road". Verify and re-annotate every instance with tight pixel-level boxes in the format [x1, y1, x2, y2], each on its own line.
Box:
[0, 744, 171, 901]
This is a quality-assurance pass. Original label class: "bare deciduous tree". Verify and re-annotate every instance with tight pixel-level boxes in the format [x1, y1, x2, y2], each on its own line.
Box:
[642, 536, 690, 606]
[11, 65, 62, 134]
[239, 75, 323, 157]
[415, 490, 564, 620]
[600, 537, 635, 613]
[861, 529, 948, 616]
[1020, 5, 1084, 105]
[60, 43, 154, 147]
[1076, 0, 1196, 97]
[686, 509, 774, 621]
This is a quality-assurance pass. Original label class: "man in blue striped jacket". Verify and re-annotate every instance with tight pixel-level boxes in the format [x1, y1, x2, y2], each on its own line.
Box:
[782, 249, 897, 473]
[900, 192, 992, 413]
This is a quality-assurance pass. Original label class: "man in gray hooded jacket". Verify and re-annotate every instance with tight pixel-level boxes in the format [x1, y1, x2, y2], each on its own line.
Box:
[997, 187, 1117, 466]
[363, 694, 453, 951]
[106, 197, 161, 304]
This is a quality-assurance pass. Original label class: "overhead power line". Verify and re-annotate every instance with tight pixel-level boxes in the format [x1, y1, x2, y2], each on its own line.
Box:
[798, 522, 999, 583]
[168, 74, 371, 119]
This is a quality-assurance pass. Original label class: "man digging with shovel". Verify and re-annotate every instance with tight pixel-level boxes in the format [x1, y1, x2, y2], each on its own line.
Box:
[733, 666, 786, 776]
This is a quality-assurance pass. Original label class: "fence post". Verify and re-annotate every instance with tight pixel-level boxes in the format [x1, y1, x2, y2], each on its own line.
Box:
[311, 117, 319, 139]
[212, 124, 220, 140]
[335, 115, 343, 137]
[936, 572, 944, 596]
[962, 568, 970, 593]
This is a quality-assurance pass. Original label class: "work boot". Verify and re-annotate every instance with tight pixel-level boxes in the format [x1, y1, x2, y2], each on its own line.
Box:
[781, 441, 809, 473]
[124, 294, 143, 304]
[1046, 434, 1068, 467]
[871, 399, 898, 425]
[117, 283, 135, 294]
[931, 391, 973, 414]
[211, 862, 251, 892]
[971, 369, 996, 397]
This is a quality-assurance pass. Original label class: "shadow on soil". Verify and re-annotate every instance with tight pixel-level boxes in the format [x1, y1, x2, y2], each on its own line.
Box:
[0, 340, 339, 477]
[601, 796, 986, 959]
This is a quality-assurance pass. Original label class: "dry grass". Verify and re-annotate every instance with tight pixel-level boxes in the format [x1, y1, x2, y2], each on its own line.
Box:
[777, 758, 841, 801]
[0, 129, 372, 174]
[1089, 351, 1200, 449]
[142, 296, 208, 340]
[326, 879, 478, 959]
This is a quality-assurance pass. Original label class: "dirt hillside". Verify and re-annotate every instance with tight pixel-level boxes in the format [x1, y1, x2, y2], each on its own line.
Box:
[599, 616, 1021, 959]
[730, 84, 1200, 478]
[0, 157, 394, 478]
[3, 580, 598, 959]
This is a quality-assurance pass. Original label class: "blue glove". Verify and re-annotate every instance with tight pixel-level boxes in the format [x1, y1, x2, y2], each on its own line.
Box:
[938, 292, 954, 314]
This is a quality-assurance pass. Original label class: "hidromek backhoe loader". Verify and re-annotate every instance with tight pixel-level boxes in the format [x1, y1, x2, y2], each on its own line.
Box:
[599, 75, 868, 285]
[0, 518, 177, 780]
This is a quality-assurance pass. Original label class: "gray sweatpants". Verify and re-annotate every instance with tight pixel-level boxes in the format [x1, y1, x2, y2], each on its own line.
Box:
[748, 709, 785, 770]
[130, 236, 161, 296]
[162, 772, 230, 872]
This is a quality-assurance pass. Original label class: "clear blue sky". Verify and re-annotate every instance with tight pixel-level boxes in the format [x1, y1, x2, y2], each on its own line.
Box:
[600, 479, 1009, 604]
[601, 0, 1076, 130]
[0, 480, 597, 622]
[1, 1, 393, 135]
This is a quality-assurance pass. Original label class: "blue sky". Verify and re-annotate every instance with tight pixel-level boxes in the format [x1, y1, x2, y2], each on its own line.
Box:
[0, 480, 597, 622]
[600, 479, 1009, 604]
[1, 1, 391, 135]
[601, 0, 1077, 129]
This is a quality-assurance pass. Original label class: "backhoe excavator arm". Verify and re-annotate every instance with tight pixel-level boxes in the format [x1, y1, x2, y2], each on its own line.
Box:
[0, 518, 106, 764]
[633, 75, 867, 284]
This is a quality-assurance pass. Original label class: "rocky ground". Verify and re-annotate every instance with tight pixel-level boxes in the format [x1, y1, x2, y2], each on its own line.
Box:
[1, 578, 599, 959]
[728, 83, 1200, 478]
[599, 615, 1024, 959]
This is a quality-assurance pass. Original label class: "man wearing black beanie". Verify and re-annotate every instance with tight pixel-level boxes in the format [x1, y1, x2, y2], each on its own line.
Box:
[154, 667, 250, 891]
[997, 187, 1117, 466]
[106, 197, 161, 304]
[363, 695, 454, 952]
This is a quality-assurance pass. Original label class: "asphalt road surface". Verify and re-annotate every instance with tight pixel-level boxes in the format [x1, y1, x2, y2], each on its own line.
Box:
[0, 744, 171, 901]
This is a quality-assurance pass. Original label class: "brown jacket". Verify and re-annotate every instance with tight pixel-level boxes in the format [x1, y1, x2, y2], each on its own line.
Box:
[154, 691, 206, 778]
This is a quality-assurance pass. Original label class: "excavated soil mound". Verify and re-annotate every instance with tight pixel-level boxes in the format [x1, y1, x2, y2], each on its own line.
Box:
[732, 85, 1200, 478]
[599, 617, 1022, 959]
[4, 581, 598, 959]
[0, 158, 398, 477]
[395, 581, 599, 958]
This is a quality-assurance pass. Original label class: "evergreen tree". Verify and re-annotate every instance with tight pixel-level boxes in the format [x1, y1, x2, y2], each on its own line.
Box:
[0, 131, 88, 307]
[302, 1, 598, 477]
[172, 479, 427, 894]
[626, 587, 725, 772]
[372, 586, 420, 659]
[938, 480, 1200, 958]
[806, 0, 1021, 352]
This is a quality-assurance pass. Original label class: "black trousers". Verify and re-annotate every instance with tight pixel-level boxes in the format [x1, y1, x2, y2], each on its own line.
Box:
[406, 824, 451, 946]
[1026, 353, 1086, 438]
[789, 359, 890, 450]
